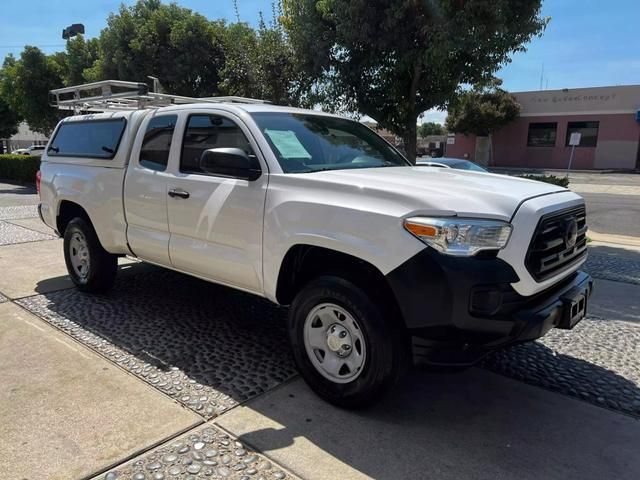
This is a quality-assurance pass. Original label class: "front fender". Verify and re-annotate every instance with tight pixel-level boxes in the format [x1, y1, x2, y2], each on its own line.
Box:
[262, 200, 424, 302]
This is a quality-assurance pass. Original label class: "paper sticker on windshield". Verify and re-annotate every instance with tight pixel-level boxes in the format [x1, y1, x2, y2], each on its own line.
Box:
[264, 129, 311, 159]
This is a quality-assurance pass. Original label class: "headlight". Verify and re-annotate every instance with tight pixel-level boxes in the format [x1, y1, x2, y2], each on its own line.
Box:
[404, 217, 512, 256]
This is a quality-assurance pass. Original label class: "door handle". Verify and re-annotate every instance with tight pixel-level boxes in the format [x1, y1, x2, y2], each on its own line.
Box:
[168, 189, 190, 199]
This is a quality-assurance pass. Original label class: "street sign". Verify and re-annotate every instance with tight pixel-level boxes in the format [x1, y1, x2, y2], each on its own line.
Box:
[569, 132, 581, 146]
[446, 136, 455, 145]
[566, 132, 581, 177]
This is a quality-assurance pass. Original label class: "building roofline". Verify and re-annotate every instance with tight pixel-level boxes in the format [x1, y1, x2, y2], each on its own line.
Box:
[512, 84, 640, 95]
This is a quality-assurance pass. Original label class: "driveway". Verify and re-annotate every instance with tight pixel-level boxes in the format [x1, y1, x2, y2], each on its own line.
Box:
[0, 179, 638, 480]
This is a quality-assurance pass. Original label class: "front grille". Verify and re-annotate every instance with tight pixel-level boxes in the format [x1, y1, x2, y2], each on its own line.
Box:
[525, 205, 587, 281]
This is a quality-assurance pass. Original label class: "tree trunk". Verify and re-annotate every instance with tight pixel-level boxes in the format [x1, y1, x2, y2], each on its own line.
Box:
[403, 58, 423, 164]
[403, 122, 418, 164]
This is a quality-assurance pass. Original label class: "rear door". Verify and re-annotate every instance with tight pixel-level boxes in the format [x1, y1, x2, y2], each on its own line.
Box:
[124, 114, 178, 265]
[166, 111, 268, 294]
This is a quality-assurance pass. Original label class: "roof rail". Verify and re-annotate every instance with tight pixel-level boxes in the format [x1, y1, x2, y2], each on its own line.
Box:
[49, 79, 269, 113]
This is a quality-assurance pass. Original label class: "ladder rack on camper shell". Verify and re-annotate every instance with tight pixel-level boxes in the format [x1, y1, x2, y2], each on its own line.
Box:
[49, 80, 269, 113]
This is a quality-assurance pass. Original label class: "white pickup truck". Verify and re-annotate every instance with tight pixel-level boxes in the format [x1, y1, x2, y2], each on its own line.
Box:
[38, 82, 593, 407]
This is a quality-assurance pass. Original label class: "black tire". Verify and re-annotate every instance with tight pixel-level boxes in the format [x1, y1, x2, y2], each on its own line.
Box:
[63, 217, 117, 293]
[288, 275, 407, 408]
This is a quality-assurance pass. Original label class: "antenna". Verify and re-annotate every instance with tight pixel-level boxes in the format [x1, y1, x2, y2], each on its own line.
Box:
[539, 63, 544, 90]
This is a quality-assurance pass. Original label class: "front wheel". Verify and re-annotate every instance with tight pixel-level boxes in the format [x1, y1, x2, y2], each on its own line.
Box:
[63, 217, 117, 292]
[288, 276, 407, 408]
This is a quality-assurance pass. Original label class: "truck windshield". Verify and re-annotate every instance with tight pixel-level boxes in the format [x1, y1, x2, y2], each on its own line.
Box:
[250, 112, 409, 173]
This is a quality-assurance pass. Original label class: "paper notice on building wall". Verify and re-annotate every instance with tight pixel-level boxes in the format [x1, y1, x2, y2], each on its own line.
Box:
[264, 129, 312, 159]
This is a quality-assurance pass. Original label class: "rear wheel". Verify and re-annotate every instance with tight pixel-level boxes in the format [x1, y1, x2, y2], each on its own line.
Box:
[288, 275, 407, 408]
[63, 217, 117, 292]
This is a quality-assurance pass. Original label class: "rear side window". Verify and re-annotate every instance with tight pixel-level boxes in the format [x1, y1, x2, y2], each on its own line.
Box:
[139, 115, 177, 171]
[180, 114, 255, 174]
[48, 118, 126, 159]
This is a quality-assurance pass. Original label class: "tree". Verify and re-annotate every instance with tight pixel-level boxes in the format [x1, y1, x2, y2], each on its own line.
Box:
[446, 81, 520, 136]
[446, 80, 520, 163]
[219, 12, 303, 105]
[0, 57, 22, 144]
[219, 23, 260, 98]
[56, 35, 100, 85]
[0, 47, 64, 135]
[282, 0, 547, 162]
[89, 0, 226, 96]
[418, 122, 445, 138]
[0, 97, 21, 140]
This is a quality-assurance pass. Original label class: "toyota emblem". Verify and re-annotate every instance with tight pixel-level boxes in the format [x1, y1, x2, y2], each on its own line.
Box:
[564, 218, 578, 248]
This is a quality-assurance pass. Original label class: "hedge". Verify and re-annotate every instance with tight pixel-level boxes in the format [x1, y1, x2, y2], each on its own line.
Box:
[0, 154, 41, 184]
[518, 174, 570, 188]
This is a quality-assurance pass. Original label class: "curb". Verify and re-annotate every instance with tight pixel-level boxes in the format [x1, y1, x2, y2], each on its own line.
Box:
[589, 230, 640, 248]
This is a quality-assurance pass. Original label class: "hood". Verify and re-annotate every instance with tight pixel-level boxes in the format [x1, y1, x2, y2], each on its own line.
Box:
[284, 166, 568, 221]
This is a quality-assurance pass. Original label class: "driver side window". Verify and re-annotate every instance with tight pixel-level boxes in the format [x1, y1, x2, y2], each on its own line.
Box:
[180, 114, 255, 174]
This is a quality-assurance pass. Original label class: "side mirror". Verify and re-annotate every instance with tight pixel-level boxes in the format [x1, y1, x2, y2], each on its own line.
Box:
[199, 148, 261, 181]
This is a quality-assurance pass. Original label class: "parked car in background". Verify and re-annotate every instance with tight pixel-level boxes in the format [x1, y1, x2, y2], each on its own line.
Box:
[417, 157, 488, 172]
[12, 145, 46, 156]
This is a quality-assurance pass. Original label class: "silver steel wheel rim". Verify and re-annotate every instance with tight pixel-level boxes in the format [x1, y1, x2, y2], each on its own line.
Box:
[69, 231, 90, 281]
[303, 303, 366, 384]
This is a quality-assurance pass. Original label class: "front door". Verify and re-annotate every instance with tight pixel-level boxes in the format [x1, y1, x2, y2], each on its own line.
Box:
[166, 112, 268, 294]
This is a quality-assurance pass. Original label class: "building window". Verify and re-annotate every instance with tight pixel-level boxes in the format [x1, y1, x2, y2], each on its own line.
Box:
[565, 121, 599, 147]
[527, 122, 557, 147]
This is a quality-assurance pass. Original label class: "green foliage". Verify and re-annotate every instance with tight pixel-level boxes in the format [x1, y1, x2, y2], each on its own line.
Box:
[446, 81, 520, 136]
[0, 155, 40, 183]
[90, 0, 227, 96]
[219, 12, 303, 105]
[518, 174, 569, 188]
[0, 47, 64, 135]
[0, 96, 21, 140]
[55, 36, 100, 85]
[282, 0, 547, 161]
[417, 122, 445, 138]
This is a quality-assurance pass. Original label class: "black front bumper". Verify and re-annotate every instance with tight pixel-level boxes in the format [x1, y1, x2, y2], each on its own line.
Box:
[385, 248, 593, 367]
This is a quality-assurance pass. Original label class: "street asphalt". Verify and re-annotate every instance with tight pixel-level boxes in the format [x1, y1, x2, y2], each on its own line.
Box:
[0, 178, 638, 480]
[581, 192, 640, 237]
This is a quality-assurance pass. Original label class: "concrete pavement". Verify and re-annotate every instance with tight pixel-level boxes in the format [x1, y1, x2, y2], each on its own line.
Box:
[216, 371, 640, 480]
[0, 301, 201, 480]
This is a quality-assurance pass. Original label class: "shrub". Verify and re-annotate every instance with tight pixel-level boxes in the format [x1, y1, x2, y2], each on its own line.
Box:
[518, 174, 569, 188]
[0, 154, 41, 184]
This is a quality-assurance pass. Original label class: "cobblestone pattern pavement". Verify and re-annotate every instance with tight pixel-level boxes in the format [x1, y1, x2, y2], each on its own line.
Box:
[17, 267, 296, 419]
[0, 204, 39, 220]
[101, 425, 296, 480]
[0, 220, 55, 245]
[482, 317, 640, 417]
[584, 248, 640, 285]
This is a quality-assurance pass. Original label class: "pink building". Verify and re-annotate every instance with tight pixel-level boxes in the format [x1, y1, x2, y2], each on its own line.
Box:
[445, 84, 640, 170]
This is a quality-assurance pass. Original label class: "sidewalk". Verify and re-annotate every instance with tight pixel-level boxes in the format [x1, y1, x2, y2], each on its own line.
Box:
[571, 183, 640, 196]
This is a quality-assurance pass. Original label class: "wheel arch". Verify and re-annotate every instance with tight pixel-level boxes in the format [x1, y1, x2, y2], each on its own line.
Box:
[275, 244, 406, 328]
[56, 200, 92, 236]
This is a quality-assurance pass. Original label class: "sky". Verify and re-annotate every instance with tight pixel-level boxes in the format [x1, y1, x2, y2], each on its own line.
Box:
[1, 0, 638, 124]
